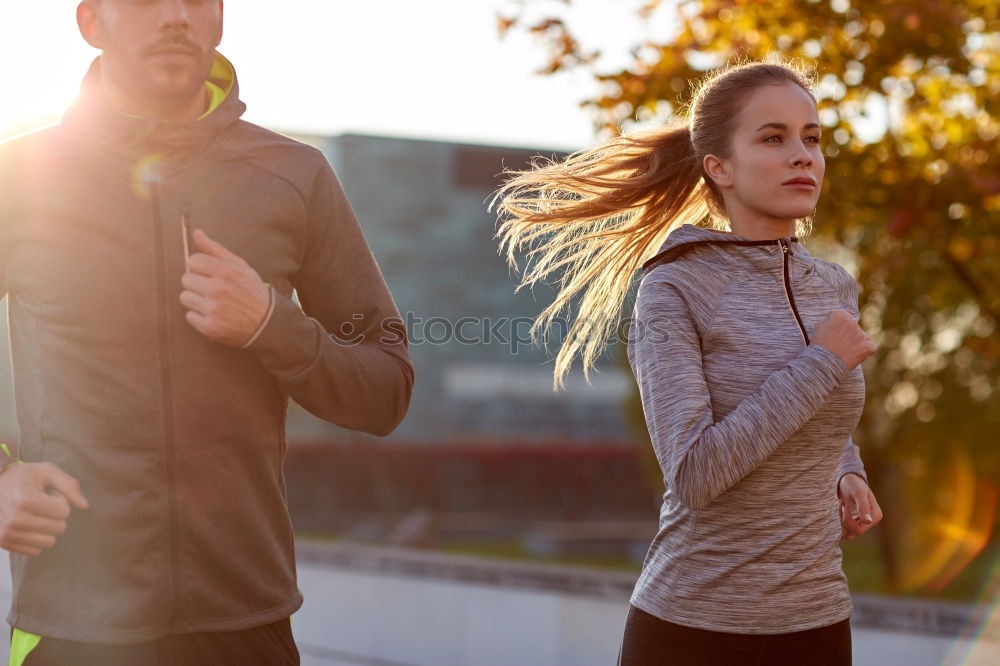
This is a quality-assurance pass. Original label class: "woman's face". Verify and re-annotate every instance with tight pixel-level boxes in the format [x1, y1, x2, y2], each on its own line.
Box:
[704, 81, 825, 229]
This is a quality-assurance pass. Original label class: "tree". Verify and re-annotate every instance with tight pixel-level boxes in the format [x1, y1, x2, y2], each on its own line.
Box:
[501, 0, 1000, 597]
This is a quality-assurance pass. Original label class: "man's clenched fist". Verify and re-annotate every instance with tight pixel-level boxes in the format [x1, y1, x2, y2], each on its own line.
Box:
[0, 462, 89, 557]
[180, 228, 271, 346]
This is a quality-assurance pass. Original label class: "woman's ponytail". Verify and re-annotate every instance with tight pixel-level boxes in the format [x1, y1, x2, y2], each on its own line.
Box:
[493, 123, 710, 389]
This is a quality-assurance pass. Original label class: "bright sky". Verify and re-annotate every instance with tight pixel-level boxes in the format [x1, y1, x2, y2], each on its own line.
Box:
[0, 1, 675, 151]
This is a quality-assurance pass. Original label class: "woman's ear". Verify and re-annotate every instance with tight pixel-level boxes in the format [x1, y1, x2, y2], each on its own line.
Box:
[703, 153, 732, 189]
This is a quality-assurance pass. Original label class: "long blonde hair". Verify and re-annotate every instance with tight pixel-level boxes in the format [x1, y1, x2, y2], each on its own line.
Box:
[493, 60, 816, 389]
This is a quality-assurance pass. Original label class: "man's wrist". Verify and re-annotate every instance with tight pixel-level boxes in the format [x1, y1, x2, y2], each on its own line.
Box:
[242, 284, 275, 349]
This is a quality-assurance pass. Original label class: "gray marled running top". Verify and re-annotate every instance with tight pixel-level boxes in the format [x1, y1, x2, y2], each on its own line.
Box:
[626, 223, 868, 634]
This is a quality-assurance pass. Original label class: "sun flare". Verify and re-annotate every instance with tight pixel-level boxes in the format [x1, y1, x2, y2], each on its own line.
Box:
[0, 3, 96, 141]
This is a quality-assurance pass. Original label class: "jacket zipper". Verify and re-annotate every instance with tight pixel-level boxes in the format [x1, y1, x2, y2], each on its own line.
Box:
[151, 181, 181, 624]
[778, 238, 810, 346]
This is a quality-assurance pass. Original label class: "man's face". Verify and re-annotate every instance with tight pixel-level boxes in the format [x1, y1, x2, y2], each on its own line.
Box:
[79, 0, 224, 105]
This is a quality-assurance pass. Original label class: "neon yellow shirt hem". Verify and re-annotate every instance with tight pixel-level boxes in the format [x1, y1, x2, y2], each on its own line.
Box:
[9, 629, 41, 666]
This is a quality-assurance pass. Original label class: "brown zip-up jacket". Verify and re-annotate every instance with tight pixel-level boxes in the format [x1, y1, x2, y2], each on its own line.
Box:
[0, 54, 414, 643]
[628, 223, 867, 634]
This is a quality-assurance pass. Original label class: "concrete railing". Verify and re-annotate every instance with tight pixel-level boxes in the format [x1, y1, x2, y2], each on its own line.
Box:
[293, 540, 1000, 666]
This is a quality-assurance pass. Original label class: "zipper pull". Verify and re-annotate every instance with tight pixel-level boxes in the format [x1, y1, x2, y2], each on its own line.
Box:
[181, 209, 192, 266]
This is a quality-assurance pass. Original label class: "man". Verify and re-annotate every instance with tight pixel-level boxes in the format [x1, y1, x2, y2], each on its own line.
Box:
[0, 1, 414, 664]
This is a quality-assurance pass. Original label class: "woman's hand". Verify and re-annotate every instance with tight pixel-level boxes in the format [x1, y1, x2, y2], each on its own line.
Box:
[838, 473, 883, 540]
[812, 309, 877, 371]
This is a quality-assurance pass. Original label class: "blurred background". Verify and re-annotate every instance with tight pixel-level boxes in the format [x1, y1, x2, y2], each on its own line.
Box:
[0, 1, 998, 665]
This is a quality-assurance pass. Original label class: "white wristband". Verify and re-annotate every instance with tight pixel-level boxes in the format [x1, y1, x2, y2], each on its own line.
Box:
[242, 286, 275, 349]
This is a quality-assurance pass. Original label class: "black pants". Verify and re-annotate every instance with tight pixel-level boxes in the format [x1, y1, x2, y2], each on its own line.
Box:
[619, 605, 852, 666]
[22, 618, 299, 666]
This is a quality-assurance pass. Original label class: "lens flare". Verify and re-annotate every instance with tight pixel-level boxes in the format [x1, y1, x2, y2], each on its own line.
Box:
[944, 557, 1000, 665]
[131, 153, 164, 199]
[894, 446, 1000, 664]
[899, 449, 996, 594]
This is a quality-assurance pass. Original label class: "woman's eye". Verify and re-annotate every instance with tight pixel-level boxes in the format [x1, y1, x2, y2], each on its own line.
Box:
[805, 135, 821, 143]
[765, 135, 782, 143]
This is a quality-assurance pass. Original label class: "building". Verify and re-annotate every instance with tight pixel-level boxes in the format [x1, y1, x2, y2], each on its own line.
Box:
[292, 133, 634, 445]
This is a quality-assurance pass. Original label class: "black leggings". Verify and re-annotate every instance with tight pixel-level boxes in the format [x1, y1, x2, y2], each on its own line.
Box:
[618, 605, 852, 666]
[21, 618, 299, 666]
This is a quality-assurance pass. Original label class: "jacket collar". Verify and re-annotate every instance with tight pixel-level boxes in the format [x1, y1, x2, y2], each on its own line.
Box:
[60, 51, 246, 158]
[643, 223, 811, 275]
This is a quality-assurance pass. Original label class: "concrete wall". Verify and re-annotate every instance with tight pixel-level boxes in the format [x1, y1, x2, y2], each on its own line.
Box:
[290, 542, 1000, 666]
[296, 565, 626, 666]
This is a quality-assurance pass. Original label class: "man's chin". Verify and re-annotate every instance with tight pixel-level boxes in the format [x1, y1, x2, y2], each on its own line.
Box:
[142, 72, 208, 103]
[142, 57, 211, 92]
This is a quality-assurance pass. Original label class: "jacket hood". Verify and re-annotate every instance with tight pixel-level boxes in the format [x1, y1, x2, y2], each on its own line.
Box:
[61, 51, 246, 157]
[643, 223, 806, 275]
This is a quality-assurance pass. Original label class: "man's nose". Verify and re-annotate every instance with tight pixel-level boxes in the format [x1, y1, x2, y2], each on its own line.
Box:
[159, 0, 192, 29]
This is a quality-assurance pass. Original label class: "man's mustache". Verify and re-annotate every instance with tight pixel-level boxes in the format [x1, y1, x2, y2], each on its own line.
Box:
[144, 36, 203, 58]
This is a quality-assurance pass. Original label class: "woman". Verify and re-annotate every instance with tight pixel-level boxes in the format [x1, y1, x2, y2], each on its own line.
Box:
[494, 61, 883, 665]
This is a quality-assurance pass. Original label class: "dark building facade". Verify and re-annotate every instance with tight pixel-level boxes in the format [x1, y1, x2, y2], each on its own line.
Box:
[294, 133, 634, 445]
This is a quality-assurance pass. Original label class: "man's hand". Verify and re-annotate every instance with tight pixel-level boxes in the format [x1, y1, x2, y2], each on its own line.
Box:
[838, 472, 883, 540]
[0, 463, 89, 556]
[180, 229, 271, 346]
